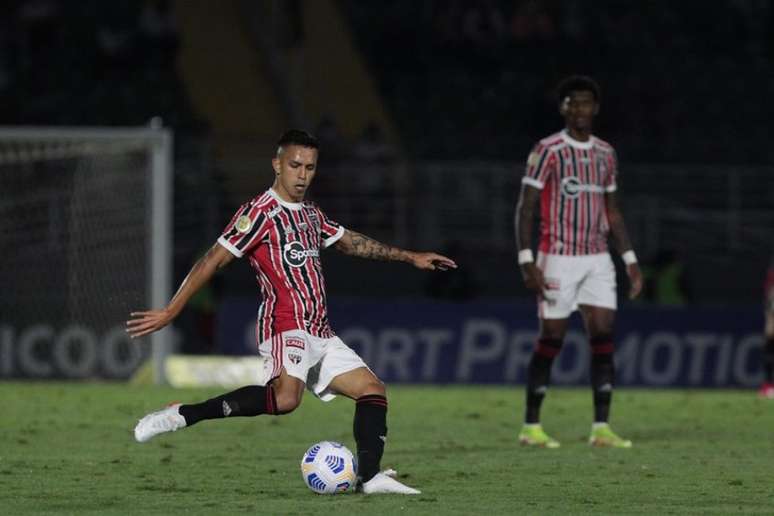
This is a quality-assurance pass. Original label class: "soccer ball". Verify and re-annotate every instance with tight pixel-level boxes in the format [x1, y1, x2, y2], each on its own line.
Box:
[300, 441, 357, 494]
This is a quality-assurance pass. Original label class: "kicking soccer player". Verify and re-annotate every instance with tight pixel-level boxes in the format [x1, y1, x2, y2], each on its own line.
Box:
[127, 129, 456, 494]
[759, 258, 774, 398]
[514, 76, 642, 448]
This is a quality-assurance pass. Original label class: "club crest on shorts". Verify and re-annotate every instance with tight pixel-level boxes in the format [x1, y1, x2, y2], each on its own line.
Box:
[285, 337, 305, 350]
[287, 351, 303, 365]
[235, 215, 253, 233]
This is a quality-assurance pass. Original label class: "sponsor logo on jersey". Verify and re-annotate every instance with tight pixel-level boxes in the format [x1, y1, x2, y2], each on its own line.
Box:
[285, 337, 305, 350]
[561, 176, 605, 199]
[235, 215, 253, 233]
[283, 241, 319, 267]
[561, 177, 582, 198]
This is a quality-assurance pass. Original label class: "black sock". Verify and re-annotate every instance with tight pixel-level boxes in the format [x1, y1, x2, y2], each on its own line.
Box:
[525, 338, 561, 424]
[590, 335, 615, 423]
[764, 337, 774, 383]
[178, 384, 277, 426]
[353, 394, 387, 483]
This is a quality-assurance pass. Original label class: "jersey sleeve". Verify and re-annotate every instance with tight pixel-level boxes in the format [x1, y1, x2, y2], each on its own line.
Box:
[316, 206, 345, 248]
[604, 150, 618, 193]
[522, 143, 554, 189]
[217, 202, 269, 258]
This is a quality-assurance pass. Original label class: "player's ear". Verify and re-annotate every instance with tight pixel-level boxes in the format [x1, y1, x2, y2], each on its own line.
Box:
[272, 157, 280, 175]
[559, 96, 569, 116]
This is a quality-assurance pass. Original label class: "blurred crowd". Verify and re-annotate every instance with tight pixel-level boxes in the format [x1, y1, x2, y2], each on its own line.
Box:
[344, 0, 774, 163]
[0, 0, 197, 128]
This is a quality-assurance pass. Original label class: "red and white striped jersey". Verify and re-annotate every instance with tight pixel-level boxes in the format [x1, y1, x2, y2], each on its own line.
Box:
[217, 188, 345, 344]
[522, 130, 618, 255]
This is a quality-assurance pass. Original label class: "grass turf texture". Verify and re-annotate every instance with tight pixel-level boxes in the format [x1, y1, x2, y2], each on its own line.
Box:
[1, 384, 772, 515]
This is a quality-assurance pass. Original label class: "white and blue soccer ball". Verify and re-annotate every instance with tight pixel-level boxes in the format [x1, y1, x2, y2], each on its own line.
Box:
[300, 441, 357, 494]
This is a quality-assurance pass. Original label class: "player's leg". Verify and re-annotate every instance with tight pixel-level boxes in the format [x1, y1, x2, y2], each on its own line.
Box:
[134, 369, 304, 443]
[310, 337, 418, 495]
[135, 330, 311, 443]
[181, 367, 304, 423]
[327, 367, 387, 482]
[518, 317, 567, 448]
[328, 367, 419, 495]
[520, 252, 578, 447]
[579, 304, 631, 448]
[760, 310, 774, 398]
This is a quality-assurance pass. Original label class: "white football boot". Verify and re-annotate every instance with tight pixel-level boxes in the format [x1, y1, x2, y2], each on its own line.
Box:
[134, 403, 187, 443]
[361, 469, 421, 495]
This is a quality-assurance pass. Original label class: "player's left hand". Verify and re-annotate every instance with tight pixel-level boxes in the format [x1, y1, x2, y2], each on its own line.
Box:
[626, 263, 643, 299]
[410, 252, 458, 271]
[126, 308, 175, 339]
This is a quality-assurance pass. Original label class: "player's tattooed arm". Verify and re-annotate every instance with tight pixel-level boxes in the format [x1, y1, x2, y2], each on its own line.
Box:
[334, 230, 457, 271]
[126, 242, 234, 338]
[335, 230, 410, 262]
[605, 192, 633, 254]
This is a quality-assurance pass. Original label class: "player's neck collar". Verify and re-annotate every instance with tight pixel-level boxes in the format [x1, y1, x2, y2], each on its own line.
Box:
[268, 188, 303, 210]
[561, 129, 594, 150]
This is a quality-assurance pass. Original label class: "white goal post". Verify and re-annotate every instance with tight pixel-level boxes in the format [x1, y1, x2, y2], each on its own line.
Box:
[0, 123, 173, 384]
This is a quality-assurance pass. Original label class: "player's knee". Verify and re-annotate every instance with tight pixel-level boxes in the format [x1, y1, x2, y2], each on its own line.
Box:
[273, 386, 303, 414]
[357, 379, 386, 399]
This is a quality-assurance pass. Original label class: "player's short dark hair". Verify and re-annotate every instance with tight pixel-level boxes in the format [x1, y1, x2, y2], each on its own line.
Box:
[277, 129, 319, 151]
[557, 75, 601, 104]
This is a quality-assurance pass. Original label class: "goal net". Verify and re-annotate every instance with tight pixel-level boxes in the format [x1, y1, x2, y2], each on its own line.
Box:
[0, 126, 172, 382]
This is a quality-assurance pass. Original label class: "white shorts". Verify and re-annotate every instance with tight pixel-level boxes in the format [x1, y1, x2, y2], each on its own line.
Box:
[258, 329, 370, 402]
[537, 252, 617, 319]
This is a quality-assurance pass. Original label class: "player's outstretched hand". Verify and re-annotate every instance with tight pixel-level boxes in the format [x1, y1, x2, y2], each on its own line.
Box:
[410, 252, 458, 271]
[626, 263, 643, 299]
[126, 308, 174, 339]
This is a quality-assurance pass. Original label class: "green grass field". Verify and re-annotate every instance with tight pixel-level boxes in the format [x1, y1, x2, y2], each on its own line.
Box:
[1, 383, 772, 515]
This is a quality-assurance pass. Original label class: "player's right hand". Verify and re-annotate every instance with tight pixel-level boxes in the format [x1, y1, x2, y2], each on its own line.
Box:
[126, 308, 174, 339]
[520, 262, 547, 297]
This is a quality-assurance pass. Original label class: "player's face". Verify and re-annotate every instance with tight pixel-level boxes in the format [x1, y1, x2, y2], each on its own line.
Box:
[272, 145, 318, 202]
[560, 90, 598, 132]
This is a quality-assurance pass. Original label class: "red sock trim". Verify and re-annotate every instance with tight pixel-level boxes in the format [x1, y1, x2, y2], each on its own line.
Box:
[591, 342, 614, 355]
[265, 384, 277, 415]
[535, 339, 562, 358]
[357, 394, 388, 408]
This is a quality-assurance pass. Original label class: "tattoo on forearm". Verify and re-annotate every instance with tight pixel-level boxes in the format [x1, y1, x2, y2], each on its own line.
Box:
[341, 231, 408, 262]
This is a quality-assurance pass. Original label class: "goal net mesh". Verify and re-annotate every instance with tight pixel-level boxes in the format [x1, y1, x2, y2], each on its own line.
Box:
[0, 134, 159, 378]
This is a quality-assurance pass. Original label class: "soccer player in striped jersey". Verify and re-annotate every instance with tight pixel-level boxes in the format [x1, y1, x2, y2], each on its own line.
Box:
[514, 76, 643, 448]
[127, 130, 456, 494]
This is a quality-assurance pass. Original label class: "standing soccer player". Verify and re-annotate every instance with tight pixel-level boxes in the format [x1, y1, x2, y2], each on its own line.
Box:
[127, 130, 456, 494]
[514, 76, 642, 448]
[759, 257, 774, 398]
